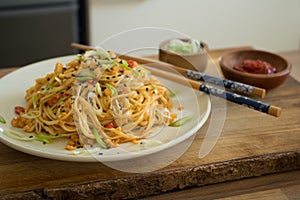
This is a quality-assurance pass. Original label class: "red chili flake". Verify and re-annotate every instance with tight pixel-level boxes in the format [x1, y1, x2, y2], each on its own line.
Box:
[105, 123, 114, 128]
[15, 106, 25, 115]
[127, 60, 136, 68]
[48, 93, 68, 107]
[87, 79, 97, 85]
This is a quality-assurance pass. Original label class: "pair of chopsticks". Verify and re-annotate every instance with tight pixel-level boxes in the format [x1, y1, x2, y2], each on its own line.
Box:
[70, 43, 281, 117]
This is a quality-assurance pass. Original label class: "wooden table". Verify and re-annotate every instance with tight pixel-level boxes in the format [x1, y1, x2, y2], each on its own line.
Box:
[0, 47, 299, 200]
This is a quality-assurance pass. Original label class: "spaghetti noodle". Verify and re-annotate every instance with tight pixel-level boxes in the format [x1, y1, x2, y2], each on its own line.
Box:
[11, 48, 174, 150]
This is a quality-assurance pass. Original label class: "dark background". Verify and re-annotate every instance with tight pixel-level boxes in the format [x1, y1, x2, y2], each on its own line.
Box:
[0, 0, 89, 68]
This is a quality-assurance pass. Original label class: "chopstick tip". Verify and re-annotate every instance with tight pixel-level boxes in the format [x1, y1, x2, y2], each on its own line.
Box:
[253, 87, 266, 98]
[268, 105, 281, 117]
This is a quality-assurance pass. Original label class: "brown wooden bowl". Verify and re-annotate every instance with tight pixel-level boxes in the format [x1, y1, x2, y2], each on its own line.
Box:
[159, 38, 209, 72]
[219, 49, 292, 90]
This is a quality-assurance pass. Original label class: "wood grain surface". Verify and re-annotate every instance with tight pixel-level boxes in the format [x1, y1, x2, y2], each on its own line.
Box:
[143, 170, 300, 200]
[0, 47, 299, 200]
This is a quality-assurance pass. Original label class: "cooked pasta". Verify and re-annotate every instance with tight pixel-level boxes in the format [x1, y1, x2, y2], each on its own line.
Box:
[11, 48, 174, 150]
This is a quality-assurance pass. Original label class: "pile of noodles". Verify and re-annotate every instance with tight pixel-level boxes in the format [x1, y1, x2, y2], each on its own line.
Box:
[11, 48, 175, 150]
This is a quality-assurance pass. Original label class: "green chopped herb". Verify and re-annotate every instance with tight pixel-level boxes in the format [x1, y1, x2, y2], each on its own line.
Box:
[34, 134, 61, 144]
[76, 70, 96, 81]
[95, 47, 110, 60]
[58, 96, 69, 103]
[98, 59, 112, 65]
[21, 111, 40, 119]
[96, 82, 102, 97]
[76, 76, 94, 81]
[92, 128, 107, 149]
[169, 90, 178, 98]
[4, 129, 61, 144]
[132, 69, 140, 76]
[32, 94, 37, 109]
[119, 60, 131, 70]
[169, 116, 192, 127]
[151, 84, 157, 88]
[0, 114, 6, 124]
[165, 39, 202, 54]
[105, 83, 118, 96]
[103, 60, 117, 70]
[129, 79, 135, 87]
[44, 83, 54, 92]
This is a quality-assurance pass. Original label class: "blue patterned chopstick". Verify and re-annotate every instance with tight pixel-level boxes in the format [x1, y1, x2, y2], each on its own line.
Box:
[145, 66, 281, 117]
[116, 52, 279, 116]
[199, 84, 280, 117]
[186, 70, 265, 98]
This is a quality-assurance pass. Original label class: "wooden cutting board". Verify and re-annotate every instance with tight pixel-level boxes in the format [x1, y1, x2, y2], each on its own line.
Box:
[0, 47, 299, 200]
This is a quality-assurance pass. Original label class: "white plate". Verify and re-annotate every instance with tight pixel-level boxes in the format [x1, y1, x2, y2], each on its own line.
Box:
[0, 55, 211, 162]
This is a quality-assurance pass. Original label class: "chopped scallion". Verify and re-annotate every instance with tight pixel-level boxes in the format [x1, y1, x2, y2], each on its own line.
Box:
[45, 83, 53, 90]
[58, 96, 69, 103]
[4, 129, 61, 144]
[151, 84, 157, 88]
[169, 90, 178, 98]
[119, 60, 131, 70]
[92, 128, 107, 149]
[32, 94, 37, 109]
[21, 111, 40, 119]
[105, 83, 118, 97]
[96, 82, 102, 97]
[132, 69, 140, 76]
[76, 70, 96, 81]
[169, 116, 192, 127]
[0, 114, 6, 124]
[34, 134, 61, 144]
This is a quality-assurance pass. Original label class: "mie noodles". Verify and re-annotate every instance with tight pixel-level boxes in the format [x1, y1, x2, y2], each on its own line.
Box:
[11, 48, 175, 150]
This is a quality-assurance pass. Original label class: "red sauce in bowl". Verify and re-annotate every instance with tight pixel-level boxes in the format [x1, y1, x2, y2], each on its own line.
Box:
[233, 59, 276, 74]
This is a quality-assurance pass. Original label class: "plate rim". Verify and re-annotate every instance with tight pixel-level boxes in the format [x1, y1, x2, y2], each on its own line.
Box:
[0, 55, 211, 162]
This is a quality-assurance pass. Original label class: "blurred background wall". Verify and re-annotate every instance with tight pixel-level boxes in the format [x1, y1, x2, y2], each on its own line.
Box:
[89, 0, 300, 52]
[0, 0, 89, 67]
[1, 0, 299, 67]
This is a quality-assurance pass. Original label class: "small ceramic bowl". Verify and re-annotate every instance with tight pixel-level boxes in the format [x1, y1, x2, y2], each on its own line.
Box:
[159, 38, 209, 72]
[219, 49, 291, 90]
